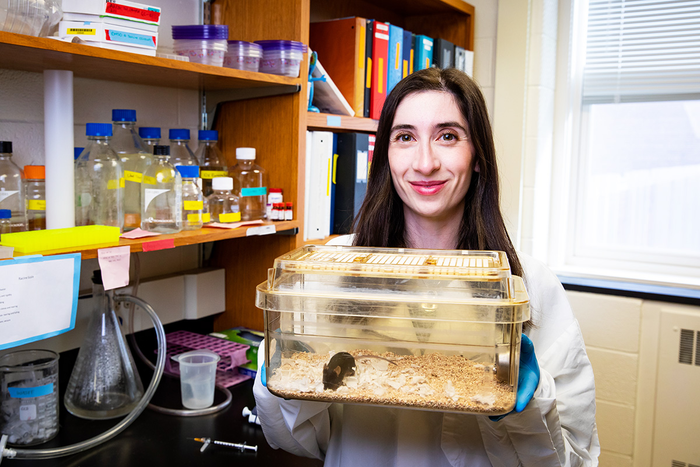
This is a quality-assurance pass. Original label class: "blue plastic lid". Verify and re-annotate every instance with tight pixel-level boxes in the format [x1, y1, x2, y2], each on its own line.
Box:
[74, 147, 84, 160]
[176, 165, 200, 178]
[172, 25, 228, 40]
[112, 109, 137, 122]
[169, 129, 190, 140]
[0, 209, 10, 219]
[86, 123, 113, 137]
[139, 127, 161, 139]
[198, 130, 218, 141]
[255, 40, 307, 52]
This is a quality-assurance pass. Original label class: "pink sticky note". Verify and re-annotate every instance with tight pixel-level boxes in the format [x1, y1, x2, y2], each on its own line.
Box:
[207, 220, 264, 230]
[142, 238, 176, 252]
[120, 228, 162, 239]
[97, 246, 131, 291]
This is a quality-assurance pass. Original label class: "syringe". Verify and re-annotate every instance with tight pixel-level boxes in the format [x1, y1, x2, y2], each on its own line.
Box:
[193, 437, 258, 453]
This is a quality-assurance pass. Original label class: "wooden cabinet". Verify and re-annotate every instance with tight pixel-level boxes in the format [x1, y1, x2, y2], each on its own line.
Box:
[0, 0, 474, 332]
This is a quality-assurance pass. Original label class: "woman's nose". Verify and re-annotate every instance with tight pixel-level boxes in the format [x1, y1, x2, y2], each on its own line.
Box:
[412, 141, 441, 174]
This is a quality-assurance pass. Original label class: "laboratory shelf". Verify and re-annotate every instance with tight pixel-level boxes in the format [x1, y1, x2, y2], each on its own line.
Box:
[306, 112, 378, 133]
[0, 31, 301, 92]
[15, 220, 299, 260]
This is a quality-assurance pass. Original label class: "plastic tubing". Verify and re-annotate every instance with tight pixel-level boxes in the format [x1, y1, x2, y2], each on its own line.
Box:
[2, 295, 166, 461]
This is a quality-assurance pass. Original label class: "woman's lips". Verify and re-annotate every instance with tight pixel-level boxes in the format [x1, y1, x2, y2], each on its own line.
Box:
[409, 180, 446, 195]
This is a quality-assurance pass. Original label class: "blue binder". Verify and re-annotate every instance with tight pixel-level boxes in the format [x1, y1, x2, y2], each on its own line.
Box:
[387, 24, 404, 95]
[414, 34, 433, 71]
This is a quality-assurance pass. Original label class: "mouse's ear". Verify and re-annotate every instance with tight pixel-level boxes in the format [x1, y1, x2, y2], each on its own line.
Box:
[334, 366, 342, 377]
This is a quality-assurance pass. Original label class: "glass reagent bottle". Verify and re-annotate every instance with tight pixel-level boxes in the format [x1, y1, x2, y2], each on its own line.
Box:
[0, 141, 27, 232]
[196, 130, 227, 197]
[207, 177, 240, 223]
[141, 145, 182, 233]
[177, 165, 204, 230]
[231, 147, 267, 221]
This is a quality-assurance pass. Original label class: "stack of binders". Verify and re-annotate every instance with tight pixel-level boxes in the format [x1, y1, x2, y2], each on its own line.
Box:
[58, 0, 161, 56]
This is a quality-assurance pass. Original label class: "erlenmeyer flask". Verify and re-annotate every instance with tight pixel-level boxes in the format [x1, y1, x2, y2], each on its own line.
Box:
[64, 270, 144, 419]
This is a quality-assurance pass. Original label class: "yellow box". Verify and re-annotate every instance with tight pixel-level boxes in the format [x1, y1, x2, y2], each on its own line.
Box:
[0, 226, 121, 254]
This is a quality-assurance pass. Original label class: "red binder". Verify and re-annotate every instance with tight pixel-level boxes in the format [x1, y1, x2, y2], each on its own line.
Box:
[370, 21, 389, 120]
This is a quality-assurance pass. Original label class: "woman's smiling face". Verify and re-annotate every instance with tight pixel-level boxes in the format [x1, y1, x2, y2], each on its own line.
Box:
[388, 90, 478, 226]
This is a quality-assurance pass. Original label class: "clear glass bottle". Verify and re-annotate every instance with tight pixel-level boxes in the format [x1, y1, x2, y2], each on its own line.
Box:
[138, 127, 161, 154]
[0, 209, 12, 235]
[112, 109, 151, 231]
[230, 147, 267, 221]
[168, 129, 198, 167]
[141, 145, 182, 233]
[75, 124, 124, 231]
[0, 141, 27, 232]
[177, 165, 204, 230]
[23, 165, 46, 231]
[207, 177, 240, 223]
[64, 270, 145, 420]
[195, 130, 227, 197]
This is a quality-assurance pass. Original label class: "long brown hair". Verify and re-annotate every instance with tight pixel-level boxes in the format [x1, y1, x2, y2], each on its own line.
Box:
[353, 67, 523, 278]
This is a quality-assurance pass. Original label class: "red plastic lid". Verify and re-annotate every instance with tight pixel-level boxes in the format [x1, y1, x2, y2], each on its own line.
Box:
[269, 188, 282, 193]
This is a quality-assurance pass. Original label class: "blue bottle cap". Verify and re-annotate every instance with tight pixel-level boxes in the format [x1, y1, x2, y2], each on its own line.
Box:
[176, 165, 200, 178]
[198, 130, 218, 141]
[112, 109, 137, 122]
[0, 209, 11, 219]
[86, 123, 113, 137]
[139, 127, 161, 139]
[169, 129, 190, 140]
[74, 147, 84, 160]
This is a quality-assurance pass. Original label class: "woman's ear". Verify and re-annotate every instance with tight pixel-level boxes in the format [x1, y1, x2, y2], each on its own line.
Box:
[474, 161, 480, 173]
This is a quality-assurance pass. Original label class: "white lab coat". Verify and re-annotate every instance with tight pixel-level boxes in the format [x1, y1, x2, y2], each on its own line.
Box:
[253, 235, 600, 466]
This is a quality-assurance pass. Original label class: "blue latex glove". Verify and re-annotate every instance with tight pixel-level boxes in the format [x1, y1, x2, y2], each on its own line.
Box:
[261, 362, 267, 387]
[490, 333, 540, 421]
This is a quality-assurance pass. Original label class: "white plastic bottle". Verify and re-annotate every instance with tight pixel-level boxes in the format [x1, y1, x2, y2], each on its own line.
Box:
[141, 145, 182, 233]
[196, 130, 227, 197]
[0, 141, 27, 232]
[230, 147, 267, 221]
[112, 109, 151, 231]
[177, 165, 204, 230]
[75, 124, 124, 231]
[168, 129, 198, 166]
[207, 177, 240, 223]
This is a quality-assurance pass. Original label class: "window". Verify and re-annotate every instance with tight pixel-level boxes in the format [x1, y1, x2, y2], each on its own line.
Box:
[551, 0, 700, 287]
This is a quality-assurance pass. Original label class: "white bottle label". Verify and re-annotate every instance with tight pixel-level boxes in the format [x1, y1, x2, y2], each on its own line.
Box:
[20, 404, 37, 421]
[144, 188, 169, 210]
[0, 190, 18, 203]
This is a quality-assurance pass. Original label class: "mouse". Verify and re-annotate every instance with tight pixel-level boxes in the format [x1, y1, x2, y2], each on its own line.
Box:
[323, 352, 356, 390]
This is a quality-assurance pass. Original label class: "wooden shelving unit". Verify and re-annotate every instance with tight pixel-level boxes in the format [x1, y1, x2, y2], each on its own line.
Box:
[306, 112, 378, 133]
[1, 0, 474, 333]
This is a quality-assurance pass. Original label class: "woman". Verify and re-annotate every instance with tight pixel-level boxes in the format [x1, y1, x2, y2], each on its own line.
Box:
[253, 68, 600, 466]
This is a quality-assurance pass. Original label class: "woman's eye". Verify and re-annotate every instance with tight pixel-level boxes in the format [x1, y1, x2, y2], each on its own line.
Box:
[440, 133, 457, 142]
[395, 134, 413, 142]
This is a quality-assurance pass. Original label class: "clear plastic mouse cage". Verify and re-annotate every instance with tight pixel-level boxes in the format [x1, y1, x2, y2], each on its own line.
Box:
[255, 245, 530, 415]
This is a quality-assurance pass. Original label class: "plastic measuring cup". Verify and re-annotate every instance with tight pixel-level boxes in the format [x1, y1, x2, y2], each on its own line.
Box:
[173, 350, 220, 409]
[0, 350, 59, 446]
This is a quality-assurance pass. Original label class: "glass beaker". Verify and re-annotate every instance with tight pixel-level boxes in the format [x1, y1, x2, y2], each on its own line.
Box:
[63, 270, 144, 420]
[0, 349, 59, 446]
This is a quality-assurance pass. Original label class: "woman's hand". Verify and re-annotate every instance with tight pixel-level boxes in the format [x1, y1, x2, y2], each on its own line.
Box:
[490, 334, 540, 421]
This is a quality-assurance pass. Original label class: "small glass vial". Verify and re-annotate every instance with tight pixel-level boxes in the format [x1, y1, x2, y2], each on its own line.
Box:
[168, 129, 198, 167]
[139, 127, 161, 153]
[177, 165, 204, 230]
[267, 188, 283, 220]
[24, 165, 46, 231]
[112, 109, 151, 231]
[141, 145, 182, 233]
[0, 209, 12, 235]
[0, 141, 27, 232]
[196, 130, 228, 198]
[284, 201, 293, 220]
[75, 124, 124, 231]
[230, 147, 267, 221]
[207, 177, 240, 223]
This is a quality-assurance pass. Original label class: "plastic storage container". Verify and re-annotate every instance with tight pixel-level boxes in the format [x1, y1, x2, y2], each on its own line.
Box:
[172, 25, 229, 67]
[75, 124, 124, 231]
[223, 41, 263, 72]
[230, 147, 267, 221]
[255, 245, 530, 415]
[23, 165, 46, 231]
[112, 109, 151, 231]
[255, 40, 307, 77]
